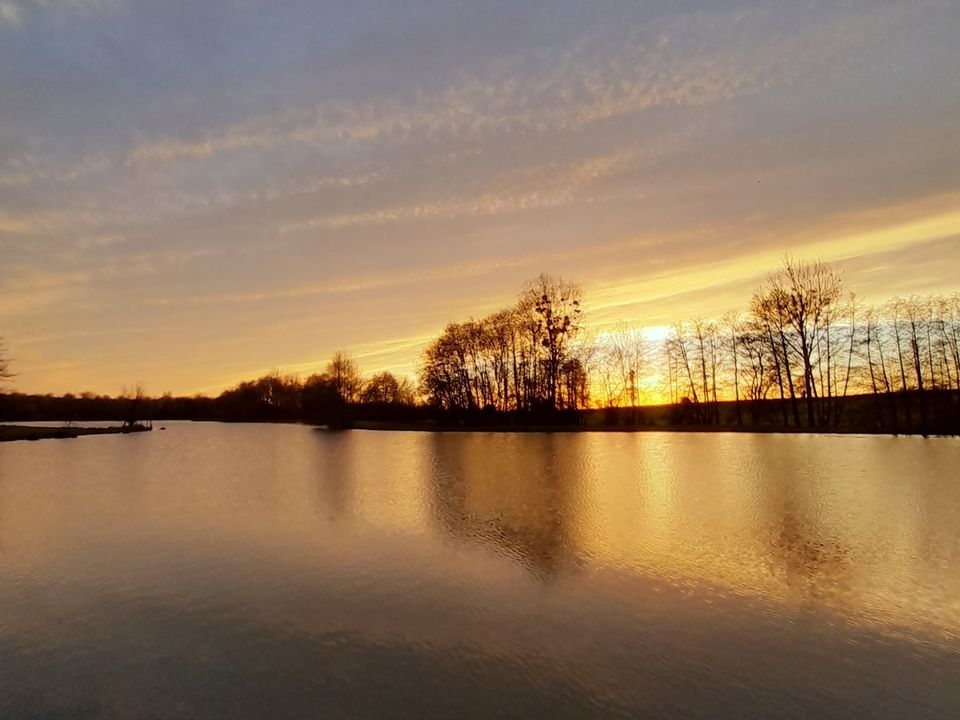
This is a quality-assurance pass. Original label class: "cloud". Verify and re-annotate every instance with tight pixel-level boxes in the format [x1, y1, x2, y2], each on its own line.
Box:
[0, 2, 21, 25]
[0, 207, 102, 240]
[584, 198, 960, 322]
[147, 255, 537, 308]
[0, 0, 119, 26]
[0, 211, 33, 234]
[0, 267, 91, 313]
[275, 152, 631, 233]
[123, 23, 803, 169]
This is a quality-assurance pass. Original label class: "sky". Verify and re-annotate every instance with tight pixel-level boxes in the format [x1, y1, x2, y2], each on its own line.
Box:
[1, 0, 959, 396]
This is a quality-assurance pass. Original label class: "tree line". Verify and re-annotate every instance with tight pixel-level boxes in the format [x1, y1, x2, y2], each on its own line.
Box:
[419, 274, 588, 413]
[416, 262, 958, 433]
[215, 351, 417, 424]
[2, 259, 958, 433]
[658, 260, 959, 433]
[0, 350, 419, 427]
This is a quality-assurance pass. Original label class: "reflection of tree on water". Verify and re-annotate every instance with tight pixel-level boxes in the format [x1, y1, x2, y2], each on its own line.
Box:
[751, 441, 854, 598]
[428, 434, 578, 582]
[313, 431, 355, 522]
[767, 502, 852, 593]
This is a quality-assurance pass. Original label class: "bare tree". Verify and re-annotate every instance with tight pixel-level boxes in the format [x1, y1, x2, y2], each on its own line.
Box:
[120, 383, 147, 427]
[588, 328, 623, 408]
[558, 357, 590, 410]
[362, 371, 416, 404]
[721, 312, 745, 426]
[590, 322, 648, 407]
[0, 338, 12, 388]
[521, 274, 582, 410]
[750, 258, 843, 427]
[669, 323, 705, 422]
[737, 321, 776, 424]
[420, 275, 584, 412]
[609, 321, 648, 407]
[900, 296, 930, 432]
[751, 284, 799, 427]
[934, 294, 960, 391]
[326, 351, 363, 403]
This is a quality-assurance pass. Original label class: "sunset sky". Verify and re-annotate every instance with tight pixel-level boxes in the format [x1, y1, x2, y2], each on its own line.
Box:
[2, 0, 959, 396]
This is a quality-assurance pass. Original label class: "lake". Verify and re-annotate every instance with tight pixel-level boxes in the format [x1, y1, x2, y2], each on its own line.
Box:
[1, 423, 958, 719]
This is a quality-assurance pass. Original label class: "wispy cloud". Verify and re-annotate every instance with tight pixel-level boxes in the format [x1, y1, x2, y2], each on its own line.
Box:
[0, 267, 91, 313]
[0, 1, 21, 25]
[148, 256, 536, 308]
[123, 14, 833, 169]
[0, 0, 119, 26]
[586, 198, 960, 321]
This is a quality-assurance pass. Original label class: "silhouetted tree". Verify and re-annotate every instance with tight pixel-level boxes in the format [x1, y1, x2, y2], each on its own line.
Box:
[361, 371, 416, 404]
[738, 321, 774, 424]
[778, 258, 843, 427]
[326, 351, 363, 403]
[722, 312, 745, 425]
[592, 321, 648, 407]
[217, 372, 301, 421]
[302, 372, 349, 426]
[668, 322, 705, 422]
[0, 338, 12, 388]
[120, 384, 147, 427]
[521, 274, 582, 410]
[419, 275, 584, 413]
[558, 357, 590, 410]
[752, 259, 839, 428]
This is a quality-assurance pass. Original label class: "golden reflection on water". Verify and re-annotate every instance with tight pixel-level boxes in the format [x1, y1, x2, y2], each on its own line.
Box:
[1, 425, 958, 645]
[2, 424, 960, 719]
[416, 432, 960, 640]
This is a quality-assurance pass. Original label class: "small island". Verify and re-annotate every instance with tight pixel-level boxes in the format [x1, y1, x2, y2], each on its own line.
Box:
[0, 423, 152, 443]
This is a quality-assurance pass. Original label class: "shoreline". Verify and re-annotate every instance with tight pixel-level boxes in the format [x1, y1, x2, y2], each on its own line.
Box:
[0, 424, 152, 443]
[2, 420, 953, 440]
[346, 420, 954, 437]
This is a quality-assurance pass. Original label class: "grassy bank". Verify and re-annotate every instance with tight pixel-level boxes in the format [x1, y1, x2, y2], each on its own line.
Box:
[348, 391, 960, 436]
[348, 420, 934, 435]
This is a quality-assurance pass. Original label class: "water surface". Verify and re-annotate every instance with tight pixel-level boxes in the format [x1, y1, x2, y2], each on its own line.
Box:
[1, 424, 958, 718]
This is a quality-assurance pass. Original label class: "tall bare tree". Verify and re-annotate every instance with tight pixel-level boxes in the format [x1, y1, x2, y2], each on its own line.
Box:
[751, 258, 843, 427]
[521, 274, 582, 410]
[0, 338, 12, 388]
[326, 350, 364, 403]
[751, 283, 799, 426]
[120, 383, 147, 427]
[721, 312, 745, 425]
[610, 321, 648, 407]
[590, 322, 648, 407]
